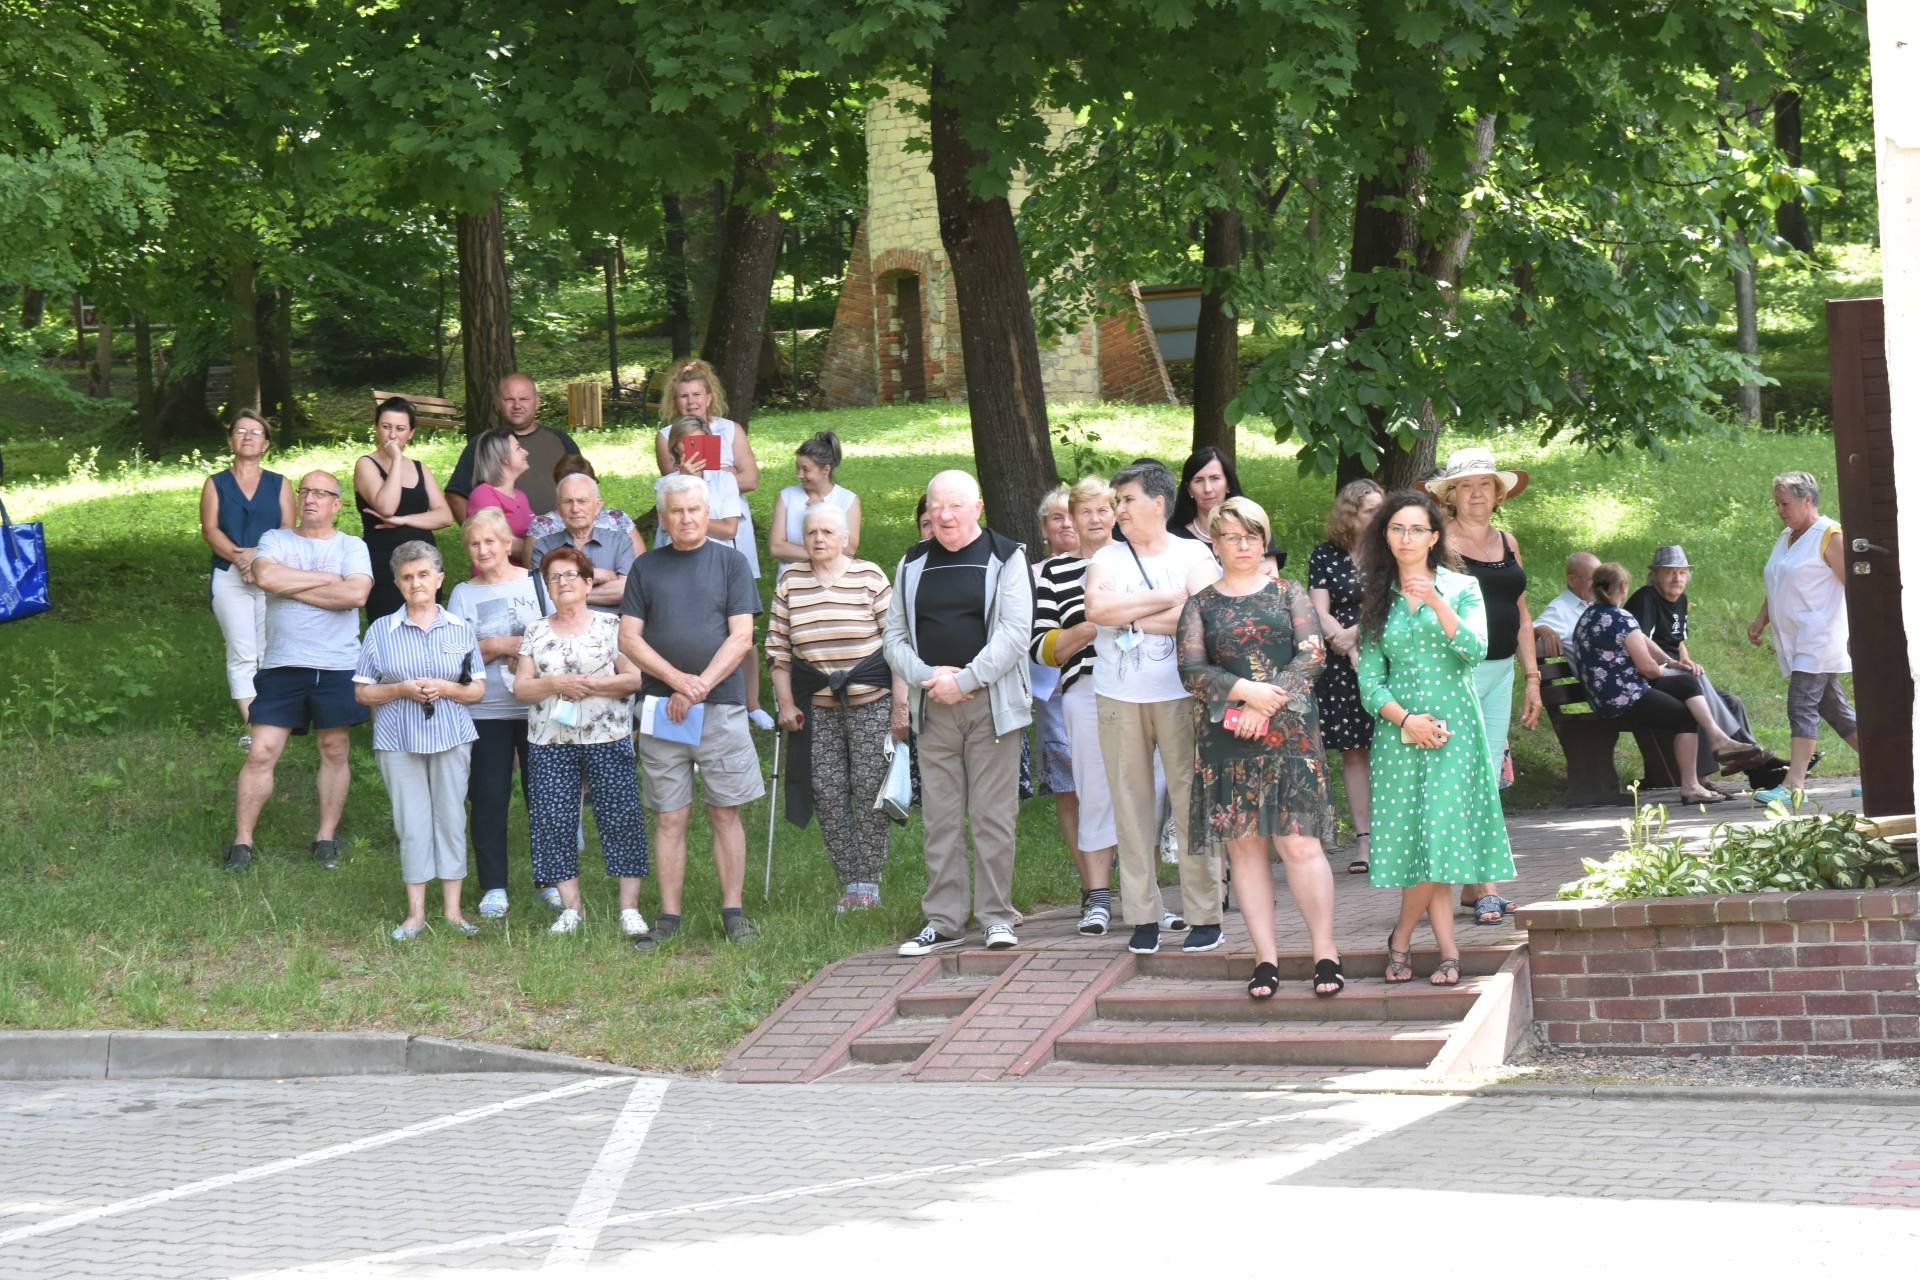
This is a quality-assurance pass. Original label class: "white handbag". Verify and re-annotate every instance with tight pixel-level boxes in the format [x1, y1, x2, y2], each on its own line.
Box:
[874, 735, 913, 825]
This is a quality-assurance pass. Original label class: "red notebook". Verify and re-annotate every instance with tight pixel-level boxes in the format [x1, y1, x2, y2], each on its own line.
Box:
[683, 435, 721, 471]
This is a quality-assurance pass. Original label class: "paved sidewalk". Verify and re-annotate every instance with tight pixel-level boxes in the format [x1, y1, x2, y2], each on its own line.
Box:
[0, 1071, 1914, 1277]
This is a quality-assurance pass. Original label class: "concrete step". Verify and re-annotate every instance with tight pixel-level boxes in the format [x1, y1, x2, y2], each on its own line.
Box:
[896, 973, 995, 1019]
[1135, 947, 1513, 982]
[847, 1018, 942, 1064]
[1096, 974, 1485, 1023]
[1053, 1017, 1454, 1069]
[939, 952, 1022, 978]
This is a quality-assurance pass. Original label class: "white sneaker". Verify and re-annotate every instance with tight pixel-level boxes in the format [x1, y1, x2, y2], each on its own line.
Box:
[1078, 902, 1111, 935]
[898, 924, 964, 956]
[549, 908, 583, 934]
[619, 908, 649, 937]
[984, 923, 1018, 950]
[1161, 910, 1188, 931]
[478, 889, 509, 920]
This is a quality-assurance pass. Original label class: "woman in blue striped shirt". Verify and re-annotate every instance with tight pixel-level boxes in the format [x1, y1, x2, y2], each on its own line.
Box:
[354, 541, 487, 941]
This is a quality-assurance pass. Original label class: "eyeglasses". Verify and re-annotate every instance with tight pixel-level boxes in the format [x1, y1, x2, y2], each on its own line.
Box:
[1386, 524, 1434, 539]
[1217, 533, 1263, 548]
[546, 571, 584, 583]
[297, 487, 341, 500]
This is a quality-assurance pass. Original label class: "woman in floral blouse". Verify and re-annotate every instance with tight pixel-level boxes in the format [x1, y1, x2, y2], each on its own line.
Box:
[1570, 561, 1751, 805]
[1177, 497, 1341, 1000]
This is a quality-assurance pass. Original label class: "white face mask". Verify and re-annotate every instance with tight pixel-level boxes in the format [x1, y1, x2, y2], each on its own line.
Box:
[1112, 625, 1143, 654]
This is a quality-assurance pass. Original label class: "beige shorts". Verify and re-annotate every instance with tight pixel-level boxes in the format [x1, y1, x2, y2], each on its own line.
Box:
[637, 702, 767, 811]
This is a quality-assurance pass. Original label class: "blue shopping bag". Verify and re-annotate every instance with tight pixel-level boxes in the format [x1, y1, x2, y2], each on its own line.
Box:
[0, 490, 49, 624]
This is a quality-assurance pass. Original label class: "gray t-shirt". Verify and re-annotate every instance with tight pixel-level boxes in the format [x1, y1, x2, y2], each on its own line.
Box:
[257, 527, 374, 671]
[619, 538, 760, 705]
[531, 527, 636, 614]
[447, 573, 545, 720]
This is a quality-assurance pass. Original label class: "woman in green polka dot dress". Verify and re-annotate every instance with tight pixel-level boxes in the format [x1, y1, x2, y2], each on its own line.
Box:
[1355, 490, 1514, 987]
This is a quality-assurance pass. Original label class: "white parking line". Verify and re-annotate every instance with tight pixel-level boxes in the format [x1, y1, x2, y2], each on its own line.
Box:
[0, 1075, 628, 1249]
[238, 1094, 1456, 1276]
[541, 1078, 671, 1270]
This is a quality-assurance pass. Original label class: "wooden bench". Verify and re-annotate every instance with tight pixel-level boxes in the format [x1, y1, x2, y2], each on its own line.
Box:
[605, 365, 665, 423]
[370, 389, 463, 433]
[1538, 643, 1683, 806]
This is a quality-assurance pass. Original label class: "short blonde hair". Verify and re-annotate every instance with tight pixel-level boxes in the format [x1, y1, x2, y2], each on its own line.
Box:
[462, 506, 515, 548]
[1036, 483, 1070, 526]
[666, 414, 710, 461]
[1209, 495, 1271, 548]
[1067, 475, 1114, 513]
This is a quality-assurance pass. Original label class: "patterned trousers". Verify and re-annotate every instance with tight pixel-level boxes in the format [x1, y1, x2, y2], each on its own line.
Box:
[526, 739, 650, 884]
[810, 697, 895, 887]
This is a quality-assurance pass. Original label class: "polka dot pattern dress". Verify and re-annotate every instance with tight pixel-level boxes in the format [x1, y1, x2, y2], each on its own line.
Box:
[1357, 568, 1515, 888]
[1308, 541, 1372, 751]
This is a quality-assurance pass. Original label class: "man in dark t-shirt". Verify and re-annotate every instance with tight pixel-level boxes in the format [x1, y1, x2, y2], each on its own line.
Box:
[617, 474, 764, 946]
[445, 373, 581, 522]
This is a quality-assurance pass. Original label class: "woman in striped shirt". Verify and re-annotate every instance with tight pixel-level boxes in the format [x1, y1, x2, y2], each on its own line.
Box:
[1030, 475, 1120, 935]
[767, 503, 910, 912]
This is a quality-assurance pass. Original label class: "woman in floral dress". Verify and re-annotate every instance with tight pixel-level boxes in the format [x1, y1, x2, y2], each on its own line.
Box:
[1178, 497, 1341, 999]
[1355, 490, 1514, 987]
[1309, 478, 1383, 875]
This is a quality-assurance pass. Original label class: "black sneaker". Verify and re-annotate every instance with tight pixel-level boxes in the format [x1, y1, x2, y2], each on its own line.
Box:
[898, 924, 965, 956]
[1127, 923, 1161, 955]
[223, 843, 253, 871]
[1183, 924, 1224, 953]
[312, 839, 339, 870]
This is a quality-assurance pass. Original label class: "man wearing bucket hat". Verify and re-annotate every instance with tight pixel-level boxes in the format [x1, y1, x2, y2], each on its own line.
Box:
[1429, 447, 1537, 925]
[1628, 545, 1779, 791]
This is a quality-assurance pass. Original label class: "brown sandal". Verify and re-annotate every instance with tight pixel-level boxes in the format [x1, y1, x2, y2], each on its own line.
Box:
[1384, 932, 1414, 984]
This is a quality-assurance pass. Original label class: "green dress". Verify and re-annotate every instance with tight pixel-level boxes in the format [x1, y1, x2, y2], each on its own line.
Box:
[1357, 567, 1514, 887]
[1176, 579, 1336, 852]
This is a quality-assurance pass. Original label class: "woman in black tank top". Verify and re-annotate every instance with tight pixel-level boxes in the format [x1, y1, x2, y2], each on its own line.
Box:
[355, 397, 454, 619]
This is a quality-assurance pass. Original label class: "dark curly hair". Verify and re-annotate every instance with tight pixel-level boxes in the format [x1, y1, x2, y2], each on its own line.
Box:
[1357, 489, 1457, 640]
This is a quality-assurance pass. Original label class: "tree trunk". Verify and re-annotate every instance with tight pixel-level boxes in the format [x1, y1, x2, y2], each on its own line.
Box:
[1191, 204, 1243, 460]
[1335, 115, 1496, 492]
[928, 64, 1060, 546]
[700, 149, 784, 429]
[683, 181, 727, 343]
[662, 190, 693, 360]
[227, 259, 261, 414]
[434, 264, 448, 397]
[134, 314, 156, 430]
[604, 246, 621, 392]
[86, 320, 113, 398]
[20, 287, 44, 328]
[457, 193, 517, 434]
[1733, 229, 1763, 424]
[257, 284, 305, 436]
[1773, 89, 1815, 254]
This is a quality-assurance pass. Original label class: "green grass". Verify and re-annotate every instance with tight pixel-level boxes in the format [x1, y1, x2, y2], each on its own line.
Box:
[0, 248, 1872, 1069]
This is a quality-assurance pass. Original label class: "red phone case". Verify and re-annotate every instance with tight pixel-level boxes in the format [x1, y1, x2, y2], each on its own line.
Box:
[1223, 706, 1243, 731]
[685, 435, 721, 471]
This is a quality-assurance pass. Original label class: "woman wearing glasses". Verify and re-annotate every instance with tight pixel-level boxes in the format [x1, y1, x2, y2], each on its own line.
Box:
[200, 410, 294, 734]
[1355, 490, 1513, 988]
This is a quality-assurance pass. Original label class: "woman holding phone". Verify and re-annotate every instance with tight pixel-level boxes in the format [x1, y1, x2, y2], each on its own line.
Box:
[1355, 490, 1513, 987]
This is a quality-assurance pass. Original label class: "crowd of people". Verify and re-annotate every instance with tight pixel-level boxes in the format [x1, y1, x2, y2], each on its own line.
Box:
[200, 371, 1852, 995]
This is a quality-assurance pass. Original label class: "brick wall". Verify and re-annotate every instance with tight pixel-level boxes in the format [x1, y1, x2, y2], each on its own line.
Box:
[1518, 890, 1920, 1058]
[1097, 284, 1176, 404]
[820, 217, 878, 407]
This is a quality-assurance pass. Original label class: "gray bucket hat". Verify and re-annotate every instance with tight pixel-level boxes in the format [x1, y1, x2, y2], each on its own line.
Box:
[1649, 545, 1691, 570]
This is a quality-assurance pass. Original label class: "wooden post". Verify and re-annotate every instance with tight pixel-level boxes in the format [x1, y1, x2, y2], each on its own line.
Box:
[605, 247, 621, 393]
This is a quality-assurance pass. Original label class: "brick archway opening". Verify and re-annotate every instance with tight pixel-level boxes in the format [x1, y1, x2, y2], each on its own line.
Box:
[876, 267, 933, 404]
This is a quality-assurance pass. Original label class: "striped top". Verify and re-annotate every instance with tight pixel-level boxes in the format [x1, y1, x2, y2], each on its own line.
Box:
[766, 558, 893, 707]
[1029, 553, 1096, 692]
[353, 606, 486, 754]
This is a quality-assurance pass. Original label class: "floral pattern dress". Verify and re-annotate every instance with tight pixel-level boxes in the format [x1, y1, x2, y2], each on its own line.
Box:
[1356, 567, 1515, 887]
[1308, 540, 1372, 751]
[1569, 604, 1650, 717]
[1176, 579, 1336, 851]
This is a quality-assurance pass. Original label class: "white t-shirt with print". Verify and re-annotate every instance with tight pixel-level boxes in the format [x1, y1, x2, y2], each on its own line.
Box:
[1088, 537, 1219, 703]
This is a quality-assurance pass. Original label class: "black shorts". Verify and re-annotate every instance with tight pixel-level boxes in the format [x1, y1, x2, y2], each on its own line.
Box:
[250, 667, 368, 734]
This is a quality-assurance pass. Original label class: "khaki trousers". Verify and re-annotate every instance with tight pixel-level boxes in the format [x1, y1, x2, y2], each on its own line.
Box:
[1096, 695, 1222, 927]
[918, 695, 1020, 935]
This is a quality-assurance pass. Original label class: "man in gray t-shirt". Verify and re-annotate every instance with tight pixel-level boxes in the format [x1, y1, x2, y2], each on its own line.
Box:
[225, 470, 374, 873]
[618, 474, 764, 945]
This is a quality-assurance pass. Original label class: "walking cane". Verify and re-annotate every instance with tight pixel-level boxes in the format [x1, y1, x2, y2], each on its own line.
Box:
[763, 728, 782, 901]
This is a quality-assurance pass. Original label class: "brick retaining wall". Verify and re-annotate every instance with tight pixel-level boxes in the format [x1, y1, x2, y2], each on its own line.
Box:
[1517, 889, 1920, 1058]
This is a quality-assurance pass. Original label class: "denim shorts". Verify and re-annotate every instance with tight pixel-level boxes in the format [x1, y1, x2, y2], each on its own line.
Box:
[250, 666, 369, 733]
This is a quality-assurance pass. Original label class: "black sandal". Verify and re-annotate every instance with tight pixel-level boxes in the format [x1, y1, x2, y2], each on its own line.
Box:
[1312, 958, 1345, 998]
[1384, 931, 1414, 984]
[1247, 961, 1281, 1000]
[1346, 831, 1370, 875]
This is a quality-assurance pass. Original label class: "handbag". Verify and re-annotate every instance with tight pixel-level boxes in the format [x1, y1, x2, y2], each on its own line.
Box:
[0, 457, 49, 624]
[874, 734, 913, 825]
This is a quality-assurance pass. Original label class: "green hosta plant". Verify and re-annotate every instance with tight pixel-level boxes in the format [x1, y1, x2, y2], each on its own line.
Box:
[1559, 799, 1912, 901]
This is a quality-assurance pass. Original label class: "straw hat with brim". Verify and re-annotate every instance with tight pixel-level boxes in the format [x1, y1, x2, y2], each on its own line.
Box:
[1425, 447, 1529, 503]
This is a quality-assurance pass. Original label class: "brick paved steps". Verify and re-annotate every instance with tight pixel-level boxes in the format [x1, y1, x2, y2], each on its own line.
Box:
[1053, 1017, 1454, 1068]
[1135, 946, 1515, 981]
[1097, 975, 1486, 1023]
[895, 974, 996, 1018]
[848, 1018, 946, 1064]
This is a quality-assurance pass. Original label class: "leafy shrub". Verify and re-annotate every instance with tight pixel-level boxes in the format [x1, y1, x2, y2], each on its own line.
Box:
[1559, 798, 1913, 900]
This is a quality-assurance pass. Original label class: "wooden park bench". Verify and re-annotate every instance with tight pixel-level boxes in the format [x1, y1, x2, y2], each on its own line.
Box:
[370, 389, 463, 433]
[1538, 641, 1683, 806]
